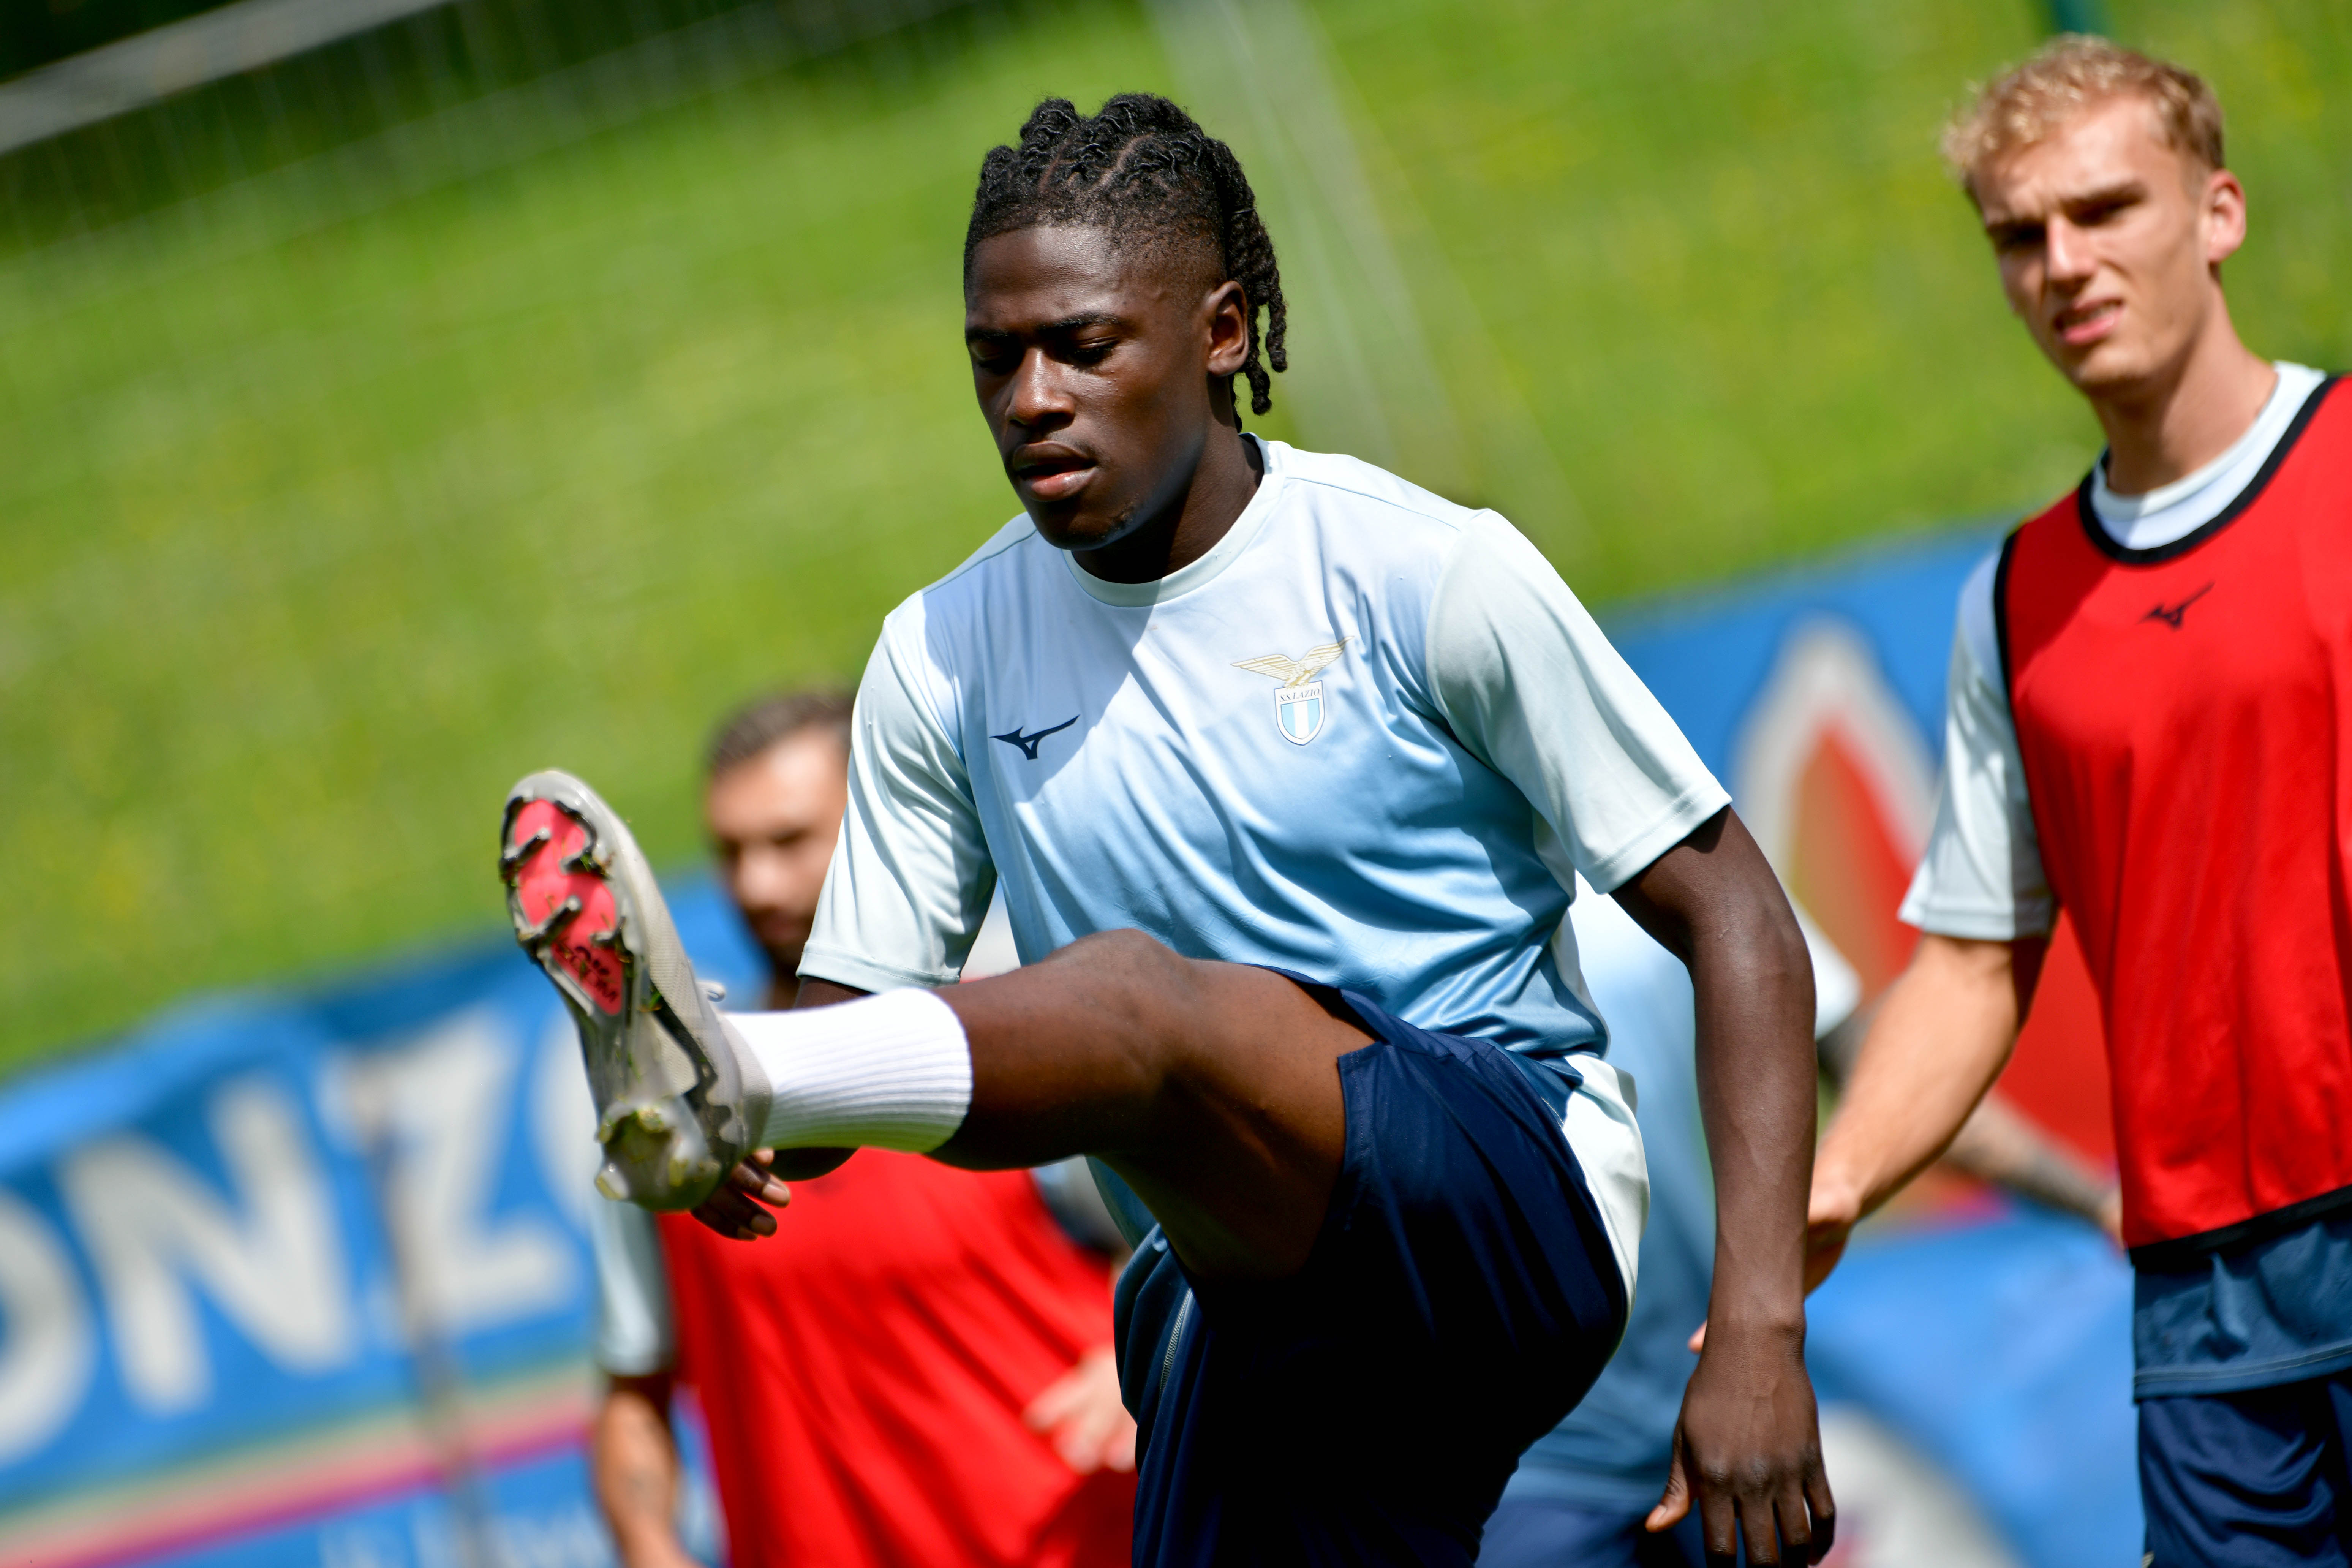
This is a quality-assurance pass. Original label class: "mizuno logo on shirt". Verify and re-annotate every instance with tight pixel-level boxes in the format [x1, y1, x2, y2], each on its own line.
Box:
[2142, 582, 2214, 630]
[991, 716, 1078, 760]
[1233, 638, 1350, 746]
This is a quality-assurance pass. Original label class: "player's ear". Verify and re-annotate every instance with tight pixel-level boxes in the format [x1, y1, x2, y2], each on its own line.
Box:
[2201, 167, 2247, 270]
[1203, 280, 1250, 377]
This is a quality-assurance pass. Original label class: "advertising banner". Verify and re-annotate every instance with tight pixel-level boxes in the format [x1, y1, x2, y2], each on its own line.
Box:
[0, 886, 758, 1568]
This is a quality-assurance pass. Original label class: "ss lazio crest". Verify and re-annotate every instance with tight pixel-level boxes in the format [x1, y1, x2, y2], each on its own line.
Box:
[1232, 638, 1350, 745]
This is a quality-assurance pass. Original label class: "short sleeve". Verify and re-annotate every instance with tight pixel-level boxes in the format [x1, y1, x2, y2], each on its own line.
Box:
[800, 605, 997, 993]
[588, 1196, 674, 1377]
[1427, 513, 1730, 893]
[1898, 554, 2054, 939]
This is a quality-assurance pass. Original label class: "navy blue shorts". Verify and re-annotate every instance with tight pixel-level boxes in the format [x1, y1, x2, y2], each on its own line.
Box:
[2142, 1372, 2352, 1565]
[1113, 983, 1630, 1566]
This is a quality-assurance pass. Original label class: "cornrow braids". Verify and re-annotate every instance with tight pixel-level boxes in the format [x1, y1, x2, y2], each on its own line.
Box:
[965, 93, 1289, 416]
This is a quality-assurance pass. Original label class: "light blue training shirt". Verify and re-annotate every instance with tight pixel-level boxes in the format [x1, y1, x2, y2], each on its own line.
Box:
[800, 438, 1732, 1290]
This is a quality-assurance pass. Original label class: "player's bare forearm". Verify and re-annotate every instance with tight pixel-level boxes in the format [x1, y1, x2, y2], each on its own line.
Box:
[1615, 809, 1815, 1329]
[593, 1375, 699, 1568]
[1810, 934, 2026, 1273]
[1615, 808, 1833, 1562]
[1816, 979, 2112, 1236]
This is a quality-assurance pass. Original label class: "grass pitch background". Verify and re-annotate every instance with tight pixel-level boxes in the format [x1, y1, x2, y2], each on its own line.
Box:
[2, 0, 2346, 1070]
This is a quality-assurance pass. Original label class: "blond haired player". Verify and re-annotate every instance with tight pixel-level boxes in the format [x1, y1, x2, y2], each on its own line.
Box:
[1810, 39, 2352, 1566]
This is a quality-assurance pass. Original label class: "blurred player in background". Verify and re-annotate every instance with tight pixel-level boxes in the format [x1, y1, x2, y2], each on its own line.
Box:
[585, 690, 1135, 1568]
[509, 94, 1834, 1565]
[1808, 39, 2352, 1566]
[1482, 895, 2114, 1567]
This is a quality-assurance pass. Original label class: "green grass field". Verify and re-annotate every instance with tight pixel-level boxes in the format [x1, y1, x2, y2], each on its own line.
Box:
[2, 0, 2346, 1071]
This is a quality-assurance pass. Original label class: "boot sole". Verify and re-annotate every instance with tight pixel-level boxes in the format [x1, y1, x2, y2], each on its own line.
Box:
[500, 770, 741, 1209]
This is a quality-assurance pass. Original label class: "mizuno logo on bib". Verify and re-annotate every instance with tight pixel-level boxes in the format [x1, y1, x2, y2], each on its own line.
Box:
[1233, 639, 1349, 746]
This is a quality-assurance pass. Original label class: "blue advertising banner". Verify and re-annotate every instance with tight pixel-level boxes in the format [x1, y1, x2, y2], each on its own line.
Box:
[0, 885, 757, 1568]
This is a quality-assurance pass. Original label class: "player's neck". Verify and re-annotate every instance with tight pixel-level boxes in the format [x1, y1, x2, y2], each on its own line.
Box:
[765, 969, 801, 1010]
[2090, 308, 2274, 495]
[1073, 422, 1263, 585]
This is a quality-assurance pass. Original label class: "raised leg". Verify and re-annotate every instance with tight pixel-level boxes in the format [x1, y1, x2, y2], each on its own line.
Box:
[719, 933, 1370, 1281]
[931, 930, 1370, 1280]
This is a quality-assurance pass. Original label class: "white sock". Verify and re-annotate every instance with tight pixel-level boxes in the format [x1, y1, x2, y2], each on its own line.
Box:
[727, 989, 972, 1154]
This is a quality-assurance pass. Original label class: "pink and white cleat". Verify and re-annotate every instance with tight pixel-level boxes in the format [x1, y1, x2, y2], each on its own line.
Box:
[500, 770, 764, 1210]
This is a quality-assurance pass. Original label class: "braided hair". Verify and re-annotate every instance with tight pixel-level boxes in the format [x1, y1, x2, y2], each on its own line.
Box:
[965, 93, 1289, 416]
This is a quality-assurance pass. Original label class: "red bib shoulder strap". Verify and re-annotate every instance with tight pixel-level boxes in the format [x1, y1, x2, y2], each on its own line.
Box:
[1991, 523, 2025, 703]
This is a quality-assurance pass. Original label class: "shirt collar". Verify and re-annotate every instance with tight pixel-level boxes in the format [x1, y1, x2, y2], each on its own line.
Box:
[1062, 434, 1282, 607]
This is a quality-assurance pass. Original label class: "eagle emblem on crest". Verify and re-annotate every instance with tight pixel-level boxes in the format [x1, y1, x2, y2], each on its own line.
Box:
[1233, 638, 1350, 745]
